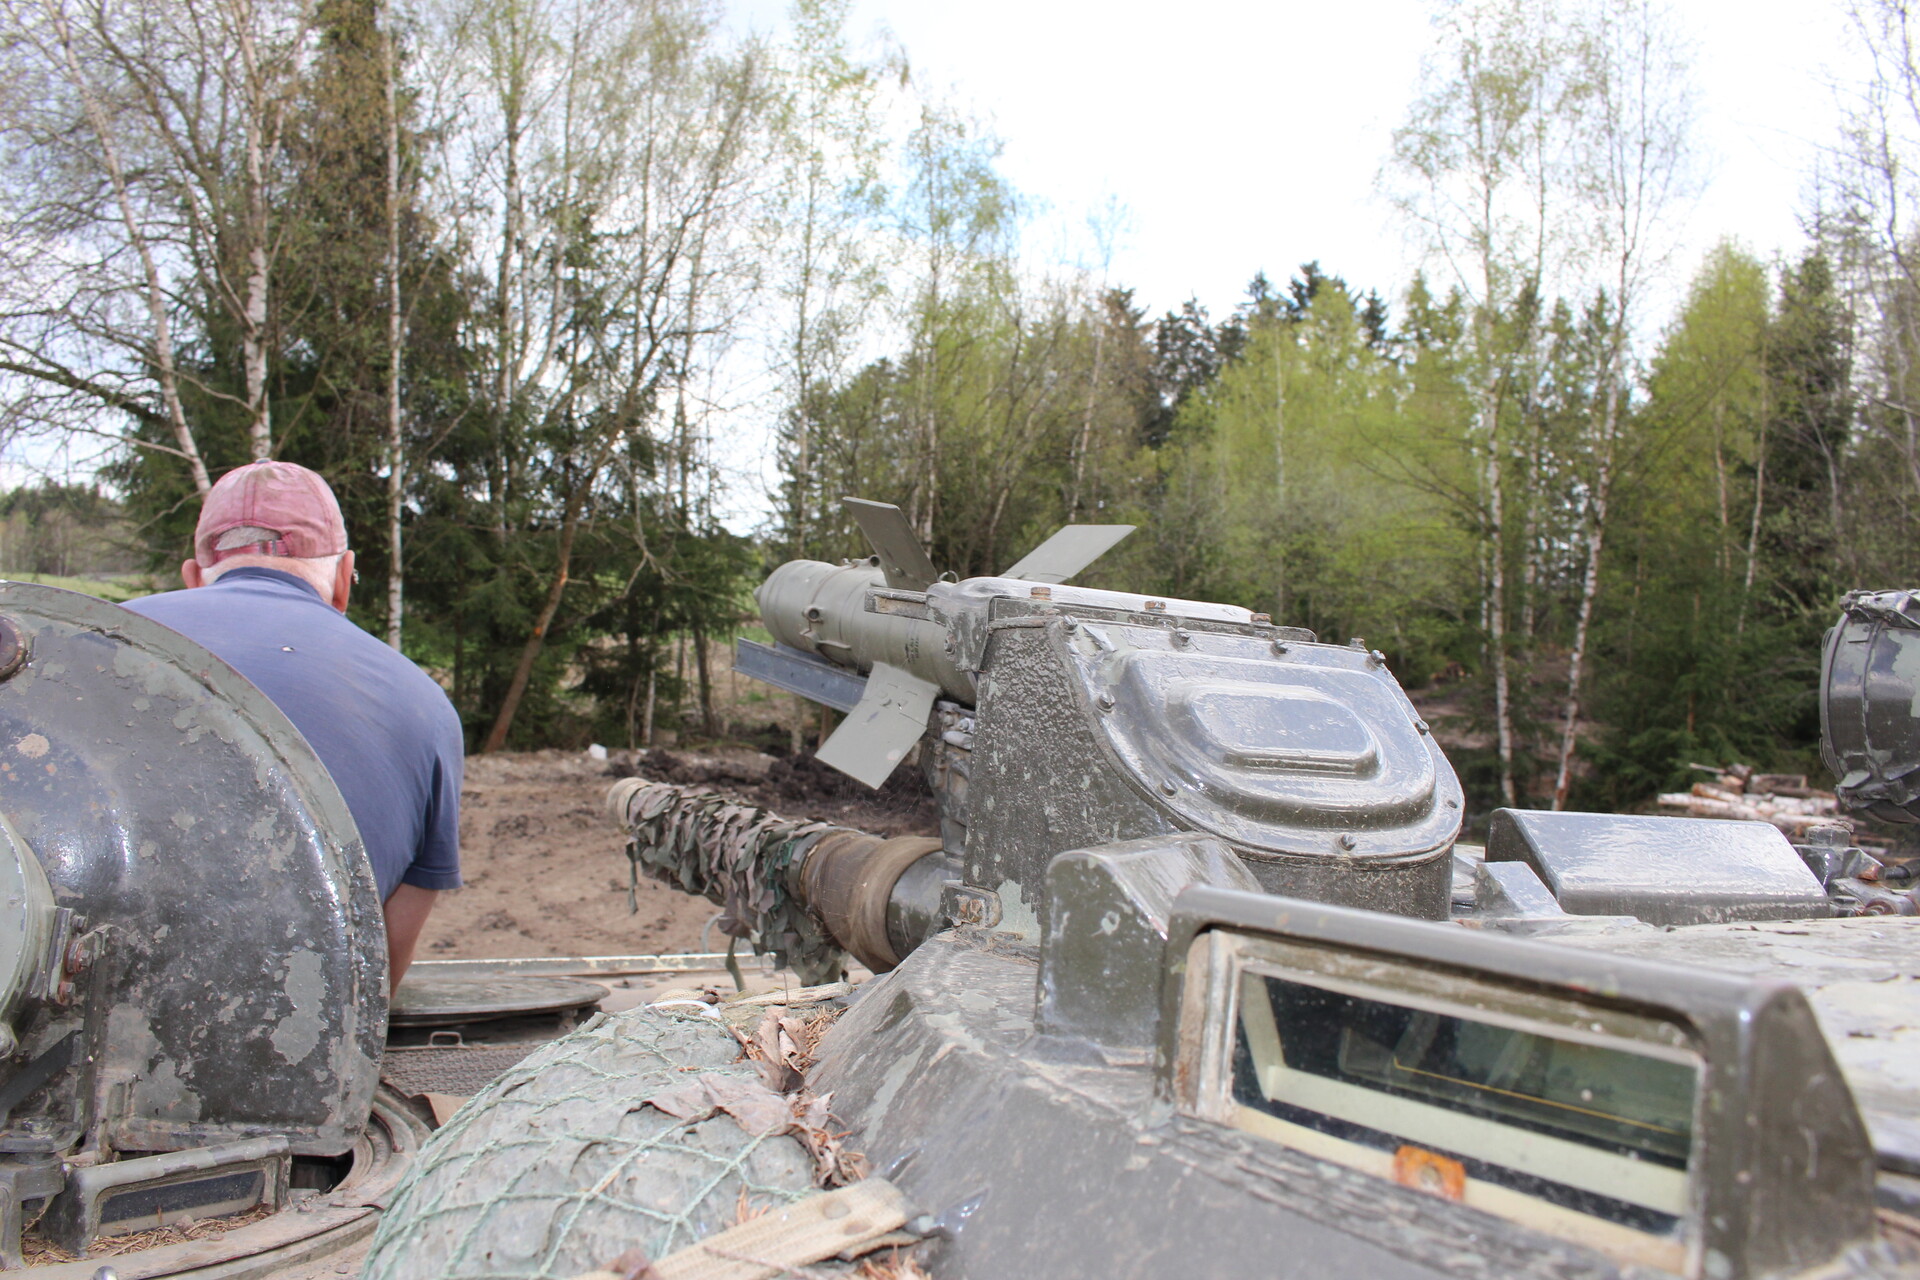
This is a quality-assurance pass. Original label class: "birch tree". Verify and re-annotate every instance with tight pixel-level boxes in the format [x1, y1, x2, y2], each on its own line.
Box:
[897, 102, 1014, 545]
[1391, 0, 1579, 805]
[382, 0, 406, 646]
[426, 0, 762, 751]
[0, 0, 312, 479]
[765, 0, 886, 558]
[1549, 0, 1695, 809]
[1827, 0, 1920, 581]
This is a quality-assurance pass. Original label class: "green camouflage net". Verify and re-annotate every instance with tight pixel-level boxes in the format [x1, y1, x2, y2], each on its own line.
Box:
[612, 780, 851, 984]
[360, 1007, 818, 1280]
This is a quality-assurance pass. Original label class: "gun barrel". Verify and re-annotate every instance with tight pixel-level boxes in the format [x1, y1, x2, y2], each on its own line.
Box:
[757, 559, 975, 704]
[607, 778, 953, 981]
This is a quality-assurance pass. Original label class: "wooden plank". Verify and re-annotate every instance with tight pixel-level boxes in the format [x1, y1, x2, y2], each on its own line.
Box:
[722, 982, 853, 1010]
[655, 1179, 913, 1280]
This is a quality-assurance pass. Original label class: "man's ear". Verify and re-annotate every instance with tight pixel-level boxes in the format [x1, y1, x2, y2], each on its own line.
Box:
[181, 559, 205, 589]
[331, 550, 354, 613]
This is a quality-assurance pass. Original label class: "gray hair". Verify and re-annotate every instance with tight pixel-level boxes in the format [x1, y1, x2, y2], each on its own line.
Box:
[203, 548, 343, 593]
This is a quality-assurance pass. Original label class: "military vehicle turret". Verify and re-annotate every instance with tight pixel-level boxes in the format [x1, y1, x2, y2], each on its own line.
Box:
[364, 502, 1919, 1280]
[0, 584, 624, 1275]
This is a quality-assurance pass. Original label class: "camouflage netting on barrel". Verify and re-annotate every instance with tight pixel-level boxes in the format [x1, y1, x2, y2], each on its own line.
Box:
[609, 779, 852, 984]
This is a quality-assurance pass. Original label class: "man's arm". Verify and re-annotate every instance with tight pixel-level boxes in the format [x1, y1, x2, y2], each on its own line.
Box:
[383, 883, 439, 990]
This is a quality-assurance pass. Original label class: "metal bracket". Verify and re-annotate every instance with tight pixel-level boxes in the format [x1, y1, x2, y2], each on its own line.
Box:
[0, 1158, 65, 1267]
[941, 881, 1001, 930]
[867, 589, 932, 621]
[733, 639, 867, 713]
[0, 1031, 77, 1123]
[40, 1135, 289, 1254]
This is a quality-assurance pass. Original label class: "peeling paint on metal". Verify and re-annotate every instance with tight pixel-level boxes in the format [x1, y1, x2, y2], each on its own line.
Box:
[271, 949, 327, 1065]
[863, 1047, 922, 1148]
[994, 879, 1039, 940]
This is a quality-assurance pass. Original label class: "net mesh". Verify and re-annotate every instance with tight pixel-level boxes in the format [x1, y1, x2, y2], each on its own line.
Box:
[361, 1007, 817, 1280]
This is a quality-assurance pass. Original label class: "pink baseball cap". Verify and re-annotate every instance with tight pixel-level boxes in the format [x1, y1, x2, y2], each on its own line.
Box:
[194, 460, 348, 567]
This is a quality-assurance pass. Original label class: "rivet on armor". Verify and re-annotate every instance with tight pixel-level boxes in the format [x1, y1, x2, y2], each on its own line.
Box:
[0, 616, 29, 682]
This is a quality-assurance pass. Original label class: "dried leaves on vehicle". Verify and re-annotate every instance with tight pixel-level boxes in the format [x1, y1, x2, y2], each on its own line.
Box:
[639, 1073, 866, 1188]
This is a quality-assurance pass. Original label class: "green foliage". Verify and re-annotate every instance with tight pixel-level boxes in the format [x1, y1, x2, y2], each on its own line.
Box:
[11, 0, 1920, 788]
[0, 484, 142, 581]
[1574, 243, 1867, 808]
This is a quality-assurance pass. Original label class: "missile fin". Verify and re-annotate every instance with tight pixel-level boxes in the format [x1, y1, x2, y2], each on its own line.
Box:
[844, 498, 939, 591]
[815, 661, 939, 789]
[1002, 524, 1136, 584]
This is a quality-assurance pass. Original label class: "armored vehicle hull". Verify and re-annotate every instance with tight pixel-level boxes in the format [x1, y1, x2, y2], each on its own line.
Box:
[360, 508, 1920, 1280]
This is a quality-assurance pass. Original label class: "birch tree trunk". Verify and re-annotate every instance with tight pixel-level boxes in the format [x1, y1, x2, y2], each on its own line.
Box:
[1549, 0, 1692, 808]
[3, 0, 307, 477]
[1482, 374, 1518, 807]
[1388, 0, 1580, 809]
[1552, 351, 1619, 809]
[382, 0, 405, 648]
[1273, 337, 1288, 621]
[1067, 302, 1105, 519]
[1739, 421, 1767, 635]
[231, 0, 275, 457]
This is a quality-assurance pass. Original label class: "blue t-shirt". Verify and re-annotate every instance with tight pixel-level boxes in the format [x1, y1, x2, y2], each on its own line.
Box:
[124, 567, 463, 899]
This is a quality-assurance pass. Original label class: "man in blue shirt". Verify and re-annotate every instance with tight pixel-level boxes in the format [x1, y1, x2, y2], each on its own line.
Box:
[124, 460, 463, 988]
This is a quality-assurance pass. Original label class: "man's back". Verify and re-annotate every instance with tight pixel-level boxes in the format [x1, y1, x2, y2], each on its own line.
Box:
[125, 567, 463, 900]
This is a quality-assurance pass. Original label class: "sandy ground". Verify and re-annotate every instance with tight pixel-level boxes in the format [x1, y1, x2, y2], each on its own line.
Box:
[418, 751, 716, 960]
[418, 747, 938, 962]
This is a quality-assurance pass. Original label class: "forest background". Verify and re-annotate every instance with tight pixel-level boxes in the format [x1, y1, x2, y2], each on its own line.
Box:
[0, 0, 1916, 822]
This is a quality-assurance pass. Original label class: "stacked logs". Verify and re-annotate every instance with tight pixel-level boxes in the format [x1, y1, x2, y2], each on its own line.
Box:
[1657, 763, 1849, 837]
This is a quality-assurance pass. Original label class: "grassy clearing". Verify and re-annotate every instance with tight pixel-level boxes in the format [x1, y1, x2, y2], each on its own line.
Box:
[0, 572, 157, 603]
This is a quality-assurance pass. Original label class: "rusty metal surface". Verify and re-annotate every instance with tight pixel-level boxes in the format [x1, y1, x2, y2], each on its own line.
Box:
[799, 832, 944, 971]
[0, 582, 383, 1159]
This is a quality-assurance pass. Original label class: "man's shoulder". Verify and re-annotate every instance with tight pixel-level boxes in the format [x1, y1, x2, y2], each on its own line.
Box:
[119, 586, 196, 619]
[124, 583, 459, 735]
[337, 627, 460, 718]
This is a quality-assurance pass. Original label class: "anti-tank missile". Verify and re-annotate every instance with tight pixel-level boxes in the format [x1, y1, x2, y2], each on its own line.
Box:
[744, 499, 1159, 784]
[736, 496, 1465, 922]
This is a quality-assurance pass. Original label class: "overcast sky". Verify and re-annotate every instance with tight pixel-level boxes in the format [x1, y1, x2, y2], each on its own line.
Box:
[729, 0, 1866, 329]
